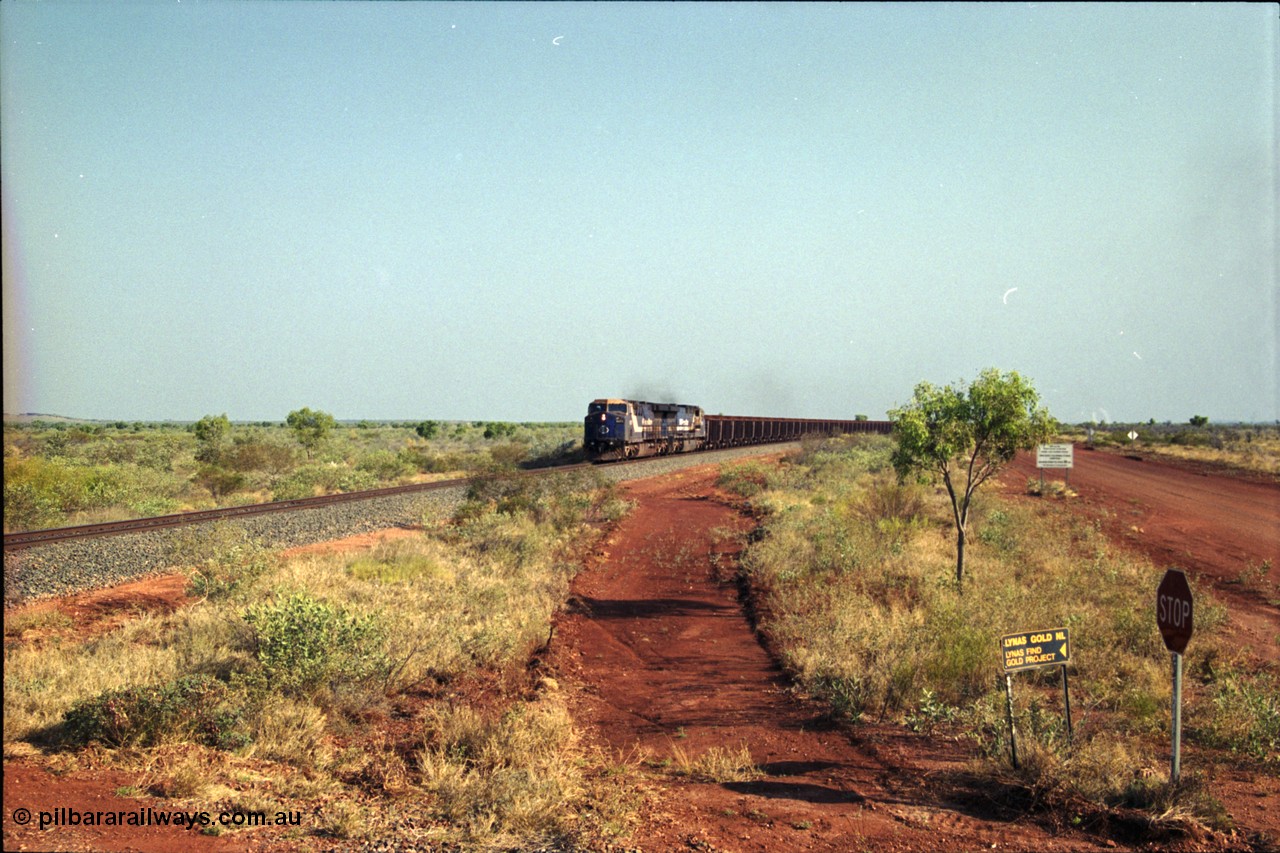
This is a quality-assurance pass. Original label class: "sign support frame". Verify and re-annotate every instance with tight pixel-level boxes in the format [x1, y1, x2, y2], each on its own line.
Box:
[1061, 664, 1073, 745]
[999, 627, 1073, 766]
[1004, 673, 1019, 769]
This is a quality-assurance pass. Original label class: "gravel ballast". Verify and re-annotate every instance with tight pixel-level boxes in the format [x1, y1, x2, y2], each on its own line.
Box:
[3, 443, 796, 606]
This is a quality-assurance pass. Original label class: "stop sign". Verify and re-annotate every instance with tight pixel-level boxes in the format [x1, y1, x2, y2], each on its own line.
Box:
[1156, 568, 1194, 654]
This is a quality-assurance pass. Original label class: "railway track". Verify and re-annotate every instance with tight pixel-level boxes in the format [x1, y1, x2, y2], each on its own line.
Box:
[6, 427, 885, 554]
[4, 437, 815, 553]
[2, 440, 866, 605]
[2, 466, 601, 553]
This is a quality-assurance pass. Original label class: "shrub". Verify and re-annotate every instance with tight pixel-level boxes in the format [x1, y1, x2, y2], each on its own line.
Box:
[482, 422, 518, 440]
[192, 414, 231, 463]
[848, 478, 925, 526]
[3, 456, 133, 530]
[170, 523, 273, 601]
[461, 468, 615, 530]
[354, 449, 412, 481]
[717, 462, 770, 498]
[193, 465, 246, 499]
[1197, 670, 1280, 766]
[222, 437, 295, 474]
[243, 593, 389, 698]
[61, 675, 250, 749]
[271, 465, 377, 501]
[488, 442, 529, 468]
[286, 407, 337, 457]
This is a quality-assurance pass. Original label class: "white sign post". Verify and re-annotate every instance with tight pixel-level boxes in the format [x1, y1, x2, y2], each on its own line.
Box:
[1035, 443, 1074, 489]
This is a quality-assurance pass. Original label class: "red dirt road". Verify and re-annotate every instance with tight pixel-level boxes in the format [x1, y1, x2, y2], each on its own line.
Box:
[1002, 447, 1280, 664]
[5, 451, 1275, 851]
[552, 465, 1127, 852]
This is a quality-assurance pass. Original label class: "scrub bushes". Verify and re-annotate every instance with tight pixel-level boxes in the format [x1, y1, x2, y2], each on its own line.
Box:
[735, 434, 1266, 823]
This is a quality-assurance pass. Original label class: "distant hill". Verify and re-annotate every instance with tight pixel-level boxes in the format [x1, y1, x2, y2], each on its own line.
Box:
[2, 413, 95, 424]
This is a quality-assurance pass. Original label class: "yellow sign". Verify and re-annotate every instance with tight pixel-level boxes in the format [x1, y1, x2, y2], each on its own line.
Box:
[1001, 628, 1070, 672]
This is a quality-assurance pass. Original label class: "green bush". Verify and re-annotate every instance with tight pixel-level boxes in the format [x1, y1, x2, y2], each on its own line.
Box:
[809, 673, 868, 723]
[461, 469, 618, 530]
[193, 465, 246, 499]
[170, 523, 273, 601]
[243, 593, 389, 698]
[1197, 670, 1280, 766]
[717, 462, 770, 498]
[482, 421, 518, 440]
[3, 456, 132, 530]
[271, 465, 378, 501]
[222, 436, 295, 474]
[62, 674, 250, 749]
[355, 449, 413, 480]
[1169, 430, 1213, 447]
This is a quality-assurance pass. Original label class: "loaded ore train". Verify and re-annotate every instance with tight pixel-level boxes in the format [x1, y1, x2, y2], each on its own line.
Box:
[583, 398, 892, 461]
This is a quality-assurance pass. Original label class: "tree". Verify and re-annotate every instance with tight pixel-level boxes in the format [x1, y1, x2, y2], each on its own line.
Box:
[889, 369, 1055, 590]
[415, 420, 441, 440]
[483, 422, 517, 440]
[193, 465, 246, 500]
[286, 407, 337, 458]
[193, 413, 231, 463]
[1189, 415, 1209, 428]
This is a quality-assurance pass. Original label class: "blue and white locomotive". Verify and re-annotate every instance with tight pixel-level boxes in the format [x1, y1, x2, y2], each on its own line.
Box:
[583, 398, 706, 460]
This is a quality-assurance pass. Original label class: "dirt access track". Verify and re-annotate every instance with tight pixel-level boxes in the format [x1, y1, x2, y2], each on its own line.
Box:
[551, 452, 1279, 851]
[4, 447, 1277, 851]
[1003, 447, 1279, 664]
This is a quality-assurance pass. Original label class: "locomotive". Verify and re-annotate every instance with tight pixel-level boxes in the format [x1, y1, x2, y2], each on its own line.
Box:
[583, 398, 891, 462]
[584, 399, 706, 460]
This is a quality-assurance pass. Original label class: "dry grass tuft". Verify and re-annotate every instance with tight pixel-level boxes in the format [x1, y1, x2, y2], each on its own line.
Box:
[667, 743, 763, 783]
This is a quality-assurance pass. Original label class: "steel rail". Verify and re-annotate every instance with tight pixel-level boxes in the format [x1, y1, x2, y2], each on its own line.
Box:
[2, 430, 861, 554]
[2, 459, 608, 553]
[2, 476, 480, 552]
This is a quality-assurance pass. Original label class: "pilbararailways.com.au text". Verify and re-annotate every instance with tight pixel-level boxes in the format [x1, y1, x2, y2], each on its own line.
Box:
[18, 806, 303, 832]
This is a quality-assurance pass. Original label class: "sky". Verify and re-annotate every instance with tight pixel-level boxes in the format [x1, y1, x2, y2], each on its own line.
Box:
[2, 2, 1276, 424]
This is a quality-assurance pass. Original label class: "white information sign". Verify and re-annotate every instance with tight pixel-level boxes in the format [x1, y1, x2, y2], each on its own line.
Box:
[1036, 443, 1074, 469]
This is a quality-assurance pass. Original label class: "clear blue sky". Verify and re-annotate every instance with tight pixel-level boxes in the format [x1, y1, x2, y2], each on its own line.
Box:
[3, 2, 1276, 423]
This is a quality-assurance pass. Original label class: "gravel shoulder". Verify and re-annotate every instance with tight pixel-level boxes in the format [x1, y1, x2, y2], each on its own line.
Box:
[3, 445, 792, 608]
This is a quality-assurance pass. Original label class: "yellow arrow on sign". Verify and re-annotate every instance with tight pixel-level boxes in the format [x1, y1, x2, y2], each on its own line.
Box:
[1060, 644, 1068, 657]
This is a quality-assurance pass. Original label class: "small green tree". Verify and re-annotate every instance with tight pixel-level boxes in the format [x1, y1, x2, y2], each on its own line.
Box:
[286, 407, 337, 458]
[193, 464, 246, 499]
[415, 420, 441, 440]
[889, 368, 1055, 590]
[192, 413, 231, 463]
[483, 421, 517, 440]
[1189, 415, 1209, 428]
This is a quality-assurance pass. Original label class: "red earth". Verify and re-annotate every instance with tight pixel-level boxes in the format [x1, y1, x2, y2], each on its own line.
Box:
[549, 460, 1278, 852]
[4, 448, 1278, 851]
[1001, 446, 1279, 665]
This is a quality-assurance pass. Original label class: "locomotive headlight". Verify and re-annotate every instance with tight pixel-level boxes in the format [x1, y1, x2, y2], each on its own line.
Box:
[600, 414, 607, 422]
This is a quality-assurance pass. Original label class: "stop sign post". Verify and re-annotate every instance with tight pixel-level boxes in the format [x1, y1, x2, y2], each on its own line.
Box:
[1156, 568, 1194, 783]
